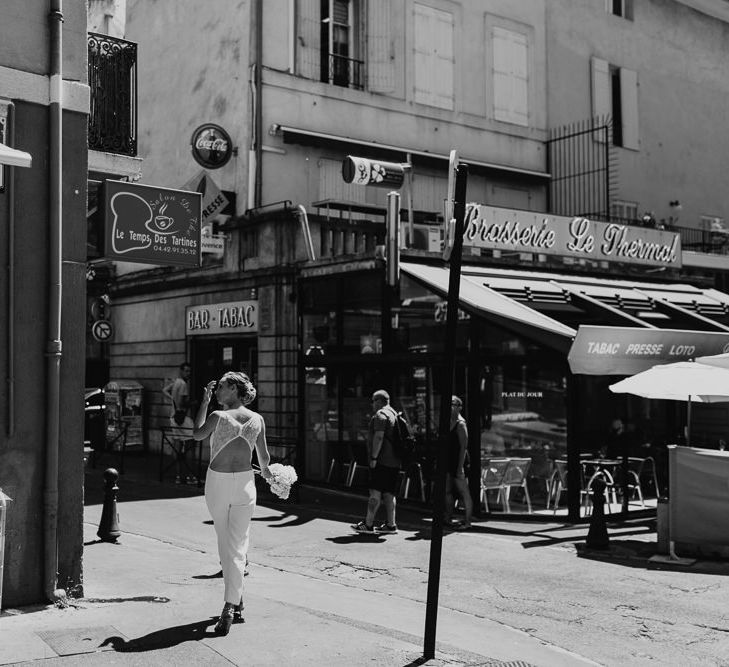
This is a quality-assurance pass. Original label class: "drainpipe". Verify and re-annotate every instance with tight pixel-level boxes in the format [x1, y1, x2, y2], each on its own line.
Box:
[254, 0, 263, 207]
[6, 104, 16, 437]
[45, 0, 64, 602]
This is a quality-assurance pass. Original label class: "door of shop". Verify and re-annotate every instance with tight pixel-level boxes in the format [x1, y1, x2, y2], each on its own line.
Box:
[190, 335, 258, 407]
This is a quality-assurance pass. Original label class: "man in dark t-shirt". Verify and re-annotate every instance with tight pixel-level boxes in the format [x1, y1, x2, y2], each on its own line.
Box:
[351, 389, 402, 534]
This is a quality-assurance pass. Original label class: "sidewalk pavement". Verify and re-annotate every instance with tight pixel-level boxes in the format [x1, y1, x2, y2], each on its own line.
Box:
[0, 457, 608, 667]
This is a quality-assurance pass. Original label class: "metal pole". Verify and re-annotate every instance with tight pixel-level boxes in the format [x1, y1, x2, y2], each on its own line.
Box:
[386, 191, 400, 287]
[423, 163, 468, 660]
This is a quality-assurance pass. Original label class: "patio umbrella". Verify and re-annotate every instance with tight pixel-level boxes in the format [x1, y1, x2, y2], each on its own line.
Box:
[608, 361, 729, 445]
[695, 351, 729, 369]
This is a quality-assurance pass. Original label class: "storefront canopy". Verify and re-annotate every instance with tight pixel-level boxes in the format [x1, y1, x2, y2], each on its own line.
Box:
[400, 262, 577, 352]
[401, 261, 729, 368]
[0, 142, 32, 168]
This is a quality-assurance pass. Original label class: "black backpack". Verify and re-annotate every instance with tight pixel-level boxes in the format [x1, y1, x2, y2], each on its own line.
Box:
[389, 408, 416, 463]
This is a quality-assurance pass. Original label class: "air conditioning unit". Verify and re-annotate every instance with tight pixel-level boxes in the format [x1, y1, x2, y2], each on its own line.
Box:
[405, 223, 443, 252]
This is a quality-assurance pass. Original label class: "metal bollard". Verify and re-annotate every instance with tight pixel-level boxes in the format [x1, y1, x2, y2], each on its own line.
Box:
[97, 468, 121, 543]
[585, 476, 610, 550]
[0, 489, 12, 612]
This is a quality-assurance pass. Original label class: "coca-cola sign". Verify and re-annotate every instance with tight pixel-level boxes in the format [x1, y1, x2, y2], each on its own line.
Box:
[190, 123, 233, 169]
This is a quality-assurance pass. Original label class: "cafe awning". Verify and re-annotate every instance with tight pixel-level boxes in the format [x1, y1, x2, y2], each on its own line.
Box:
[400, 262, 577, 352]
[0, 142, 32, 168]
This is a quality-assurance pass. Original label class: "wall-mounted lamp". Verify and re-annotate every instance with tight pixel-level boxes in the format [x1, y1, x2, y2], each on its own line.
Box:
[669, 200, 682, 210]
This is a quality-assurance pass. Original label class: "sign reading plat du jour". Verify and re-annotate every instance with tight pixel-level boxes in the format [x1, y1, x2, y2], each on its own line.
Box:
[186, 300, 258, 335]
[463, 205, 682, 268]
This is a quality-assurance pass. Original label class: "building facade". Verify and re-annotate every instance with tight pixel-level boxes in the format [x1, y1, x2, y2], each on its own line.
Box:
[0, 1, 89, 605]
[97, 1, 729, 521]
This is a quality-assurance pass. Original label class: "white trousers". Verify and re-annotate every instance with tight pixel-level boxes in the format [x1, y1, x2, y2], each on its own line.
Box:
[205, 468, 256, 604]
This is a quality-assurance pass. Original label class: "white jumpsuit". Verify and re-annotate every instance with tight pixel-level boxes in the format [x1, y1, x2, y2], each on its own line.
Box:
[204, 412, 261, 605]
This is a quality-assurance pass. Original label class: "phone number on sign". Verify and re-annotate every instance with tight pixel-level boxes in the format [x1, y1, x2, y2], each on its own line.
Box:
[153, 245, 197, 255]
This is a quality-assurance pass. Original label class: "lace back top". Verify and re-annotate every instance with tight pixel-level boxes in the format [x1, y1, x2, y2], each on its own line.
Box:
[210, 411, 262, 464]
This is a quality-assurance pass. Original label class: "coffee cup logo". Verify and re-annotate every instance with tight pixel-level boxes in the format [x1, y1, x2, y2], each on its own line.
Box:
[153, 203, 174, 231]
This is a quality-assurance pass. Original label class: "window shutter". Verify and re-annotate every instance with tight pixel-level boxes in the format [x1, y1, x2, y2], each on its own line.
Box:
[367, 0, 395, 93]
[492, 27, 528, 126]
[620, 67, 639, 150]
[297, 0, 320, 80]
[413, 3, 454, 110]
[591, 56, 611, 142]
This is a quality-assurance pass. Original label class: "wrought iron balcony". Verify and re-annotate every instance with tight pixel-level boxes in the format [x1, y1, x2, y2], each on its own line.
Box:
[325, 53, 364, 90]
[88, 32, 138, 157]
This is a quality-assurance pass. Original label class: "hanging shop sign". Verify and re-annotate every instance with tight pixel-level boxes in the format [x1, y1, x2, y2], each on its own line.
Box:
[568, 325, 729, 375]
[103, 180, 202, 267]
[181, 170, 230, 256]
[186, 300, 258, 336]
[191, 123, 233, 169]
[462, 205, 682, 269]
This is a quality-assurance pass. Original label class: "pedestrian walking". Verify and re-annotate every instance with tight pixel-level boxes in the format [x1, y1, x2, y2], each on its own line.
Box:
[444, 395, 473, 530]
[352, 389, 401, 535]
[193, 371, 272, 635]
[162, 362, 196, 484]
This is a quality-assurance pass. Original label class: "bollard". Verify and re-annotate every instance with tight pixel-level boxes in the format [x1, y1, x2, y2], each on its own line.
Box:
[0, 489, 12, 612]
[585, 475, 610, 550]
[97, 468, 121, 543]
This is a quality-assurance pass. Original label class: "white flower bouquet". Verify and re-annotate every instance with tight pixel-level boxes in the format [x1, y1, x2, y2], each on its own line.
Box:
[264, 463, 298, 500]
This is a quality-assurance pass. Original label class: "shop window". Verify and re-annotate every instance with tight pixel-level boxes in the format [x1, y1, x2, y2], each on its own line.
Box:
[492, 26, 529, 127]
[413, 3, 454, 110]
[241, 228, 258, 258]
[591, 57, 639, 150]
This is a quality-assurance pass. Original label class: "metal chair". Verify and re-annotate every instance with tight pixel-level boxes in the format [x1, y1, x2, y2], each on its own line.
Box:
[501, 457, 532, 513]
[398, 462, 426, 501]
[628, 456, 660, 498]
[480, 458, 511, 512]
[547, 459, 568, 512]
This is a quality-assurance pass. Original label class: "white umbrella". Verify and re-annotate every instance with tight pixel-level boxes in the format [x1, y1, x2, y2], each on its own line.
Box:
[609, 361, 729, 445]
[695, 352, 729, 369]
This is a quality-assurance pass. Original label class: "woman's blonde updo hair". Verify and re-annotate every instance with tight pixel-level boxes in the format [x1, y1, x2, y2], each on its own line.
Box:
[221, 371, 257, 405]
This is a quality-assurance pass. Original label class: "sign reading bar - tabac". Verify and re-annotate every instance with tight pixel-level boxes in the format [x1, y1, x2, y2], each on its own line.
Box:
[463, 205, 682, 269]
[568, 325, 729, 375]
[103, 180, 202, 267]
[186, 300, 258, 336]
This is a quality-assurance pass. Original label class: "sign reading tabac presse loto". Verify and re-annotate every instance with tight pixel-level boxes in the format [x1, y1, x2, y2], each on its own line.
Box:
[103, 180, 202, 267]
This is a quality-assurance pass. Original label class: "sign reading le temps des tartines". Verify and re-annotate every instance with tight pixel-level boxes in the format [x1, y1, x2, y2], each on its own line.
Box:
[103, 180, 202, 267]
[463, 205, 682, 268]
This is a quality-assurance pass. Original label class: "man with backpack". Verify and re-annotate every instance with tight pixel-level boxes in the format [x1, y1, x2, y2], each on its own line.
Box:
[352, 390, 402, 535]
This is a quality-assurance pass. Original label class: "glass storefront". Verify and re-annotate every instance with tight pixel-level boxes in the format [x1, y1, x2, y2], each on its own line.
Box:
[300, 269, 662, 519]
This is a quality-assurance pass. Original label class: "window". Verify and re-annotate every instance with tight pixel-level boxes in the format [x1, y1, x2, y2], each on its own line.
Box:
[610, 200, 638, 224]
[413, 3, 454, 110]
[297, 0, 363, 89]
[606, 0, 634, 20]
[492, 27, 529, 126]
[591, 57, 639, 150]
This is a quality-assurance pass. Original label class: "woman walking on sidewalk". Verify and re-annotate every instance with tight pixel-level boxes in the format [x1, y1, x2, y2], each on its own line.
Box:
[193, 371, 272, 635]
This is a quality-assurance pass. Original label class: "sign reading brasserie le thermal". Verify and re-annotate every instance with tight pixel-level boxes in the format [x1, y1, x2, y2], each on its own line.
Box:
[103, 180, 202, 267]
[463, 205, 682, 268]
[186, 300, 258, 336]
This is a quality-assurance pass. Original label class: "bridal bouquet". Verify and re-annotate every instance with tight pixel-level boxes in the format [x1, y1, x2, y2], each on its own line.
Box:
[265, 463, 298, 500]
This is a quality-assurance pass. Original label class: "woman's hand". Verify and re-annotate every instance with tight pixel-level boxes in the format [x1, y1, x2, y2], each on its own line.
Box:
[202, 380, 216, 403]
[260, 466, 272, 480]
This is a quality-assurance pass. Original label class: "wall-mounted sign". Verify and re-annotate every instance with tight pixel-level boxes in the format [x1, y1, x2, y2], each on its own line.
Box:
[568, 325, 729, 375]
[186, 300, 258, 336]
[191, 123, 233, 169]
[463, 205, 682, 269]
[103, 180, 202, 267]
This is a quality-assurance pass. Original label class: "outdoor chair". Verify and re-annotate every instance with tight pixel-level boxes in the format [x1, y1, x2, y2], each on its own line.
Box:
[628, 456, 660, 498]
[480, 457, 511, 512]
[501, 457, 532, 513]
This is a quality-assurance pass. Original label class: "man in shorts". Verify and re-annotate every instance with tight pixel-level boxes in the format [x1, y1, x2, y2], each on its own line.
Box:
[352, 389, 402, 534]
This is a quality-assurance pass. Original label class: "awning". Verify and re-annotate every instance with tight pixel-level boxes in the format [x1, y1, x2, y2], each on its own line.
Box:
[400, 262, 576, 352]
[0, 142, 32, 168]
[568, 325, 729, 375]
[275, 125, 550, 179]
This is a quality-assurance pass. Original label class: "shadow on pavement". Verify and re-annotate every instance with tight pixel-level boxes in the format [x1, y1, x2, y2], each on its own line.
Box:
[100, 617, 223, 652]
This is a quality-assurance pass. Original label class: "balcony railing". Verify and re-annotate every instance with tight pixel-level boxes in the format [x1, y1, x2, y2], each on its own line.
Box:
[326, 53, 364, 90]
[88, 32, 138, 157]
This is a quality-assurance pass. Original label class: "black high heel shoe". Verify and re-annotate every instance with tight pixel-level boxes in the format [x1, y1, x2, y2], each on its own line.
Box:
[233, 599, 244, 621]
[214, 605, 234, 635]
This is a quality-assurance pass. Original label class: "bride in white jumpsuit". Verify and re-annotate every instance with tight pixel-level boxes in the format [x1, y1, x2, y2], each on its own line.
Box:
[193, 371, 271, 635]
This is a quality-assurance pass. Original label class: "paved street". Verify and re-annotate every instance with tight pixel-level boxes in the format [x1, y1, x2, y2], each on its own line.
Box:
[3, 463, 729, 665]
